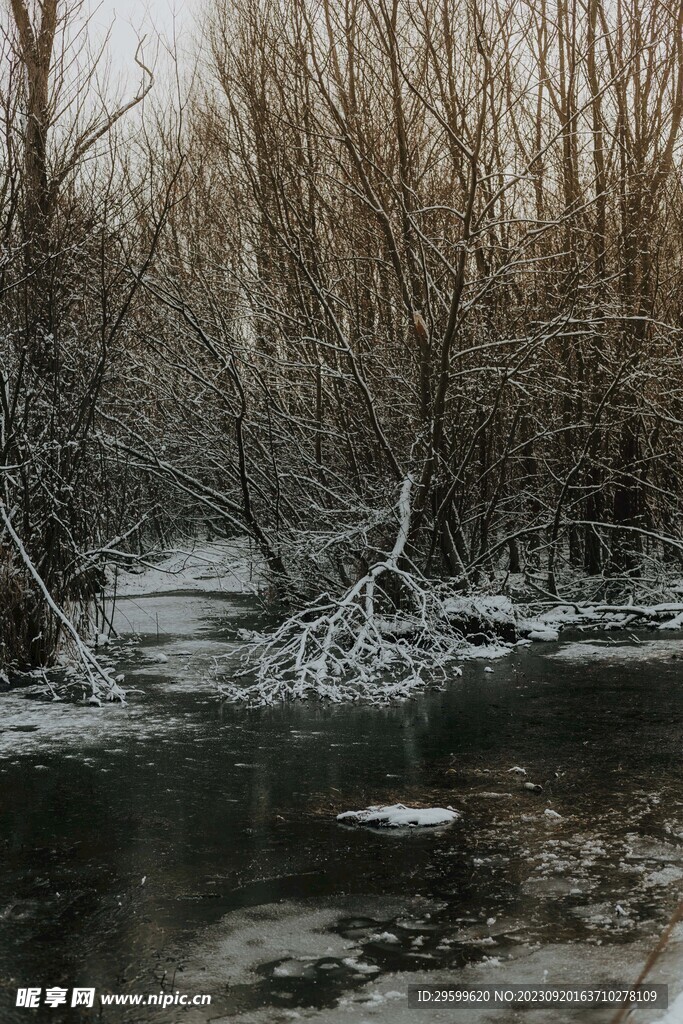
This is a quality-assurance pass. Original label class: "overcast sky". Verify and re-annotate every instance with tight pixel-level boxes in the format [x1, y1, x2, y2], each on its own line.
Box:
[91, 0, 197, 77]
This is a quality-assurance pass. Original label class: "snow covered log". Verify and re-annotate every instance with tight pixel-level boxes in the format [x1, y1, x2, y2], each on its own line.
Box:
[440, 595, 518, 644]
[519, 601, 683, 642]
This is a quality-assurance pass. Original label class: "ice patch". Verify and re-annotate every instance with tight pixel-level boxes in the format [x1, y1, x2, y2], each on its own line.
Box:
[547, 640, 683, 663]
[272, 959, 315, 979]
[644, 866, 683, 888]
[111, 594, 247, 639]
[107, 540, 265, 597]
[177, 895, 437, 993]
[0, 689, 199, 759]
[655, 990, 683, 1024]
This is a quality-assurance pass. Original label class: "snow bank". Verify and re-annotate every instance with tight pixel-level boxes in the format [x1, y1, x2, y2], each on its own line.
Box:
[519, 604, 586, 641]
[441, 595, 517, 642]
[442, 594, 514, 624]
[519, 599, 683, 643]
[374, 596, 518, 645]
[106, 540, 265, 598]
[660, 611, 683, 630]
[336, 804, 460, 828]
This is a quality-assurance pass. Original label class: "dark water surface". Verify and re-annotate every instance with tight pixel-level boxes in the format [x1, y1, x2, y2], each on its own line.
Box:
[1, 596, 683, 1022]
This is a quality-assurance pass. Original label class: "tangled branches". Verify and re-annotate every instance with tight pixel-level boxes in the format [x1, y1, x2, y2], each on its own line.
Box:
[216, 477, 504, 705]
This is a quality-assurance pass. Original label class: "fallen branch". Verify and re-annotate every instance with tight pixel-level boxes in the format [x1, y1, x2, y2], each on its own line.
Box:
[215, 477, 508, 705]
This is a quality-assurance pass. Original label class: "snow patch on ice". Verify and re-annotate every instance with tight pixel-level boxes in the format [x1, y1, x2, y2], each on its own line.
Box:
[460, 644, 512, 662]
[107, 540, 265, 598]
[337, 804, 460, 829]
[342, 958, 380, 974]
[371, 931, 400, 944]
[0, 689, 199, 759]
[547, 640, 683, 663]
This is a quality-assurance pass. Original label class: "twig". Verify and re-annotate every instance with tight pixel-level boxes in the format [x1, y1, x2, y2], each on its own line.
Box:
[611, 896, 683, 1024]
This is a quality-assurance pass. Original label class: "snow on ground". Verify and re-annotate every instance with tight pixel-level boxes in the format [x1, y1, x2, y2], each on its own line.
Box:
[526, 627, 560, 641]
[106, 539, 265, 597]
[438, 595, 683, 649]
[660, 612, 683, 631]
[518, 604, 586, 641]
[336, 805, 460, 828]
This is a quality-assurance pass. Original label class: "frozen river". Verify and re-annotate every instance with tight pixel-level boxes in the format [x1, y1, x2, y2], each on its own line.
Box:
[1, 593, 683, 1022]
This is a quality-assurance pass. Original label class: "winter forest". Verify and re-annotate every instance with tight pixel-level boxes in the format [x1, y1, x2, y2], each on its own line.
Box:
[3, 0, 683, 1019]
[3, 0, 683, 700]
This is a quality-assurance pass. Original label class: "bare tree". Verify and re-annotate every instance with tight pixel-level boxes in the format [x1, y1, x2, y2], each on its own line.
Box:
[5, 0, 683, 700]
[0, 0, 157, 696]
